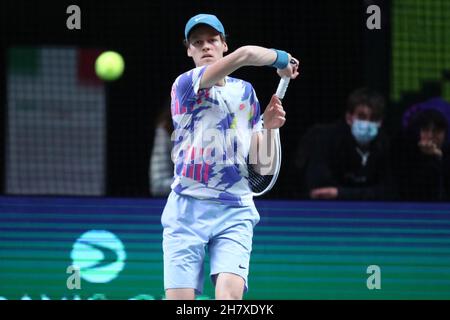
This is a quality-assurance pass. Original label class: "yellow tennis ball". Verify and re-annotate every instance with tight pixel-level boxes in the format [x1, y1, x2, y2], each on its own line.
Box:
[95, 51, 125, 81]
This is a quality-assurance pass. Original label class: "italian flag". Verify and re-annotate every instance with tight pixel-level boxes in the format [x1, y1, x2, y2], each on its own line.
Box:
[6, 47, 106, 195]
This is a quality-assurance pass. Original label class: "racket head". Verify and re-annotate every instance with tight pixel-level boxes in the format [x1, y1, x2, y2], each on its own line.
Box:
[248, 128, 282, 196]
[248, 76, 290, 196]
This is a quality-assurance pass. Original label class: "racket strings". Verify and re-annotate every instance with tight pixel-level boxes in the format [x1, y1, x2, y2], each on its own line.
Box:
[247, 131, 282, 196]
[247, 164, 274, 194]
[248, 76, 289, 196]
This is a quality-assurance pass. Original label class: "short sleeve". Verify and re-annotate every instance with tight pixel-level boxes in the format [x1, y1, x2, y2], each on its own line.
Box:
[172, 66, 207, 108]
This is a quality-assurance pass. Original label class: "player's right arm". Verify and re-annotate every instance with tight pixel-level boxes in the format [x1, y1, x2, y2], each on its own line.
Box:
[199, 46, 299, 89]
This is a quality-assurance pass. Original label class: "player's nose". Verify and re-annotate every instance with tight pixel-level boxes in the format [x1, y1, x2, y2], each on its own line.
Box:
[202, 42, 212, 50]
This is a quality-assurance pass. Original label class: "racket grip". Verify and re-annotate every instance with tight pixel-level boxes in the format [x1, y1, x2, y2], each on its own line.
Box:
[275, 77, 290, 99]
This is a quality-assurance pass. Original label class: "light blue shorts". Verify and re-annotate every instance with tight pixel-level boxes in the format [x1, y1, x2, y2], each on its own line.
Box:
[161, 191, 260, 295]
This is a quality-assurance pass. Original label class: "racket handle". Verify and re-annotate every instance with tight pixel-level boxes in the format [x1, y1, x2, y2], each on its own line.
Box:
[275, 77, 290, 99]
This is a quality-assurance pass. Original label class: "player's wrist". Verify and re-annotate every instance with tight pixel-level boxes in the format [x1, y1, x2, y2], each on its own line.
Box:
[269, 49, 289, 69]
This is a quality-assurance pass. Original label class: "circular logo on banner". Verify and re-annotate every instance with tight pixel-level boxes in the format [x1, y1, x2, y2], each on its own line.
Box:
[71, 230, 126, 283]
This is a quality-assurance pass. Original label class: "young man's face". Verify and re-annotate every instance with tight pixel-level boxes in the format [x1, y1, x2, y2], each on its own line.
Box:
[345, 105, 381, 125]
[187, 25, 228, 67]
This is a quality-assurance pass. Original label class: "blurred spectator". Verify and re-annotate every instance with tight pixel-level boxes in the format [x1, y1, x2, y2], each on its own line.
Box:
[394, 100, 450, 201]
[295, 87, 393, 200]
[149, 107, 174, 196]
[402, 97, 450, 145]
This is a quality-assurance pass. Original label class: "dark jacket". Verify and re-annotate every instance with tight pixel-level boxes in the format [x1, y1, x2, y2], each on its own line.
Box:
[296, 120, 393, 200]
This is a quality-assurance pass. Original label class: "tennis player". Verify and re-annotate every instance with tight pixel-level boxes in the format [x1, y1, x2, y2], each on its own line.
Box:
[162, 13, 299, 300]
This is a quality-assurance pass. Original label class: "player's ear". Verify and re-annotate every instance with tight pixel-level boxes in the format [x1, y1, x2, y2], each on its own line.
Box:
[223, 41, 228, 53]
[187, 47, 193, 57]
[345, 112, 353, 126]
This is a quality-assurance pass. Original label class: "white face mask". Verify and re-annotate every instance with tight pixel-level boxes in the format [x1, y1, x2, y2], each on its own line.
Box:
[351, 119, 380, 145]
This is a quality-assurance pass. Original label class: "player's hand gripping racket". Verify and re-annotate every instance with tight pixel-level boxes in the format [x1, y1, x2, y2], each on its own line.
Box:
[248, 76, 290, 196]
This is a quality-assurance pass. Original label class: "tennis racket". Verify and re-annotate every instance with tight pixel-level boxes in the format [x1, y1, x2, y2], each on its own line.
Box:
[248, 76, 290, 196]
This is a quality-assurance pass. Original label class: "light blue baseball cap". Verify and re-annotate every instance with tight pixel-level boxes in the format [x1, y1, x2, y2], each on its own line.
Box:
[184, 14, 225, 41]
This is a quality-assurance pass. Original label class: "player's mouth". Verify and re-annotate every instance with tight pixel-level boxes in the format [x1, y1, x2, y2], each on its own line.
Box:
[202, 54, 213, 59]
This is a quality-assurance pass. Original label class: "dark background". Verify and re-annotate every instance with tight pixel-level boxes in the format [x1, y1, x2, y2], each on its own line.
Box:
[0, 0, 390, 198]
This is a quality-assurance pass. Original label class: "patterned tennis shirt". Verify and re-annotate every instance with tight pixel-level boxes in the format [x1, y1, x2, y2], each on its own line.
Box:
[170, 66, 263, 206]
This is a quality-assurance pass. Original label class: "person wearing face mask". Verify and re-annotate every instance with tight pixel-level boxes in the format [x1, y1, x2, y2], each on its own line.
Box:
[394, 105, 450, 201]
[295, 87, 393, 200]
